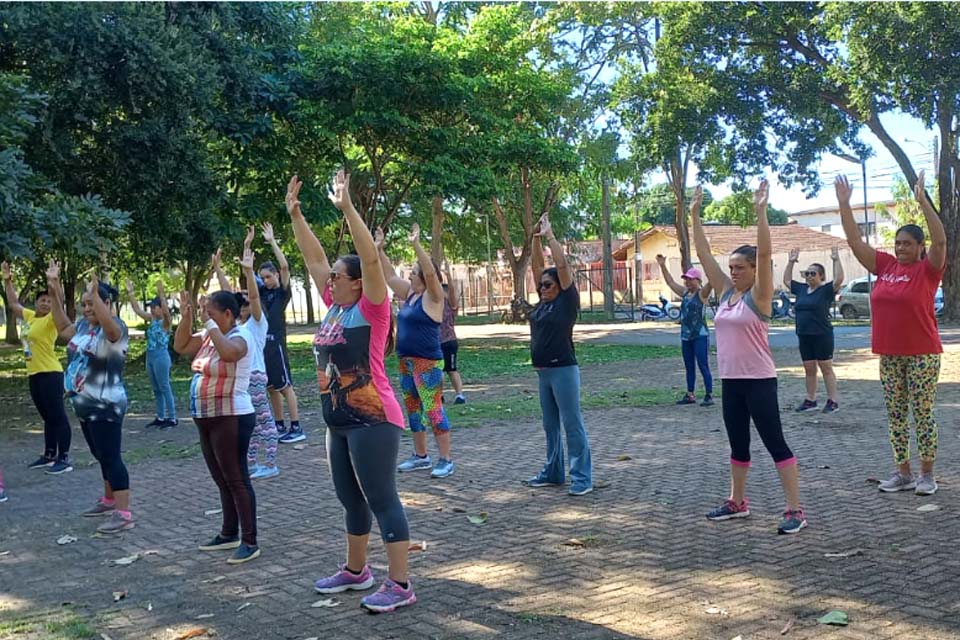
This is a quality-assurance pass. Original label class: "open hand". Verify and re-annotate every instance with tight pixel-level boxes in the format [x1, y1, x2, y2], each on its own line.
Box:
[211, 249, 222, 270]
[753, 179, 769, 212]
[285, 175, 303, 217]
[198, 296, 210, 323]
[327, 169, 353, 212]
[408, 223, 421, 244]
[536, 213, 553, 238]
[46, 259, 60, 282]
[655, 254, 666, 266]
[831, 246, 840, 260]
[238, 247, 255, 271]
[788, 248, 799, 263]
[87, 272, 100, 297]
[374, 227, 386, 251]
[179, 291, 193, 316]
[690, 186, 704, 216]
[834, 175, 853, 205]
[156, 280, 165, 297]
[244, 225, 256, 249]
[261, 222, 275, 243]
[914, 170, 927, 204]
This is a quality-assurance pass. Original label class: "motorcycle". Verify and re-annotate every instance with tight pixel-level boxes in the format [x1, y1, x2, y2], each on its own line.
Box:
[500, 294, 535, 324]
[639, 295, 682, 322]
[771, 291, 795, 319]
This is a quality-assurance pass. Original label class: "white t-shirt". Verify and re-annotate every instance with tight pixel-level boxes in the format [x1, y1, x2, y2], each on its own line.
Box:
[243, 312, 269, 373]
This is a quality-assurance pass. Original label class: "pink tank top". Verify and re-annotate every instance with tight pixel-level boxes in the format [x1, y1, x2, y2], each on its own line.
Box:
[714, 289, 777, 380]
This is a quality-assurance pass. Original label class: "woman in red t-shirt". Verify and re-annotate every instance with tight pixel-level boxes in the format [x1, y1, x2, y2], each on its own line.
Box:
[837, 171, 947, 496]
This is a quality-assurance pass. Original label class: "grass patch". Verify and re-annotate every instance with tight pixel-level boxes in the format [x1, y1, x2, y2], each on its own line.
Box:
[123, 441, 201, 465]
[0, 610, 96, 640]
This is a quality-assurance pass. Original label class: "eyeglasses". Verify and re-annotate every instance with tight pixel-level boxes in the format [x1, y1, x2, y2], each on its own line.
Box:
[329, 272, 354, 281]
[800, 271, 818, 278]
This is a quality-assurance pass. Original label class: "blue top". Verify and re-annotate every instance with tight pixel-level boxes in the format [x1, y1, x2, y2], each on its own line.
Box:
[679, 291, 709, 341]
[790, 280, 835, 336]
[396, 293, 442, 360]
[145, 318, 169, 352]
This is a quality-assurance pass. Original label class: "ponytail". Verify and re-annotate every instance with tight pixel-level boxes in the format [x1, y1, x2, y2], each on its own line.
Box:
[385, 309, 396, 356]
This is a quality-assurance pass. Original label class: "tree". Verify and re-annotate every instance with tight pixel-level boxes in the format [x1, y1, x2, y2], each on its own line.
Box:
[704, 192, 789, 227]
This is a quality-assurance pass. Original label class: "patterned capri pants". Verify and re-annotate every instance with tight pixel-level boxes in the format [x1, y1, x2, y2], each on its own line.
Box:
[398, 356, 451, 435]
[879, 354, 940, 464]
[247, 370, 279, 469]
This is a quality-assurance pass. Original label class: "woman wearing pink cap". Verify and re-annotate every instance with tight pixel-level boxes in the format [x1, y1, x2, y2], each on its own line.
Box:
[656, 256, 714, 406]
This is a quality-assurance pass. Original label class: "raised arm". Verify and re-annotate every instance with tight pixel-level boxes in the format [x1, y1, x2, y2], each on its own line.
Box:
[125, 279, 152, 322]
[173, 290, 203, 357]
[1, 261, 24, 320]
[375, 227, 411, 300]
[88, 274, 122, 343]
[409, 223, 444, 320]
[655, 254, 686, 297]
[239, 247, 263, 322]
[690, 186, 731, 295]
[211, 248, 232, 292]
[443, 261, 459, 310]
[46, 260, 76, 341]
[285, 179, 331, 293]
[783, 248, 798, 291]
[752, 179, 774, 314]
[261, 222, 290, 288]
[328, 170, 388, 305]
[836, 175, 876, 274]
[538, 214, 574, 290]
[830, 246, 845, 292]
[914, 170, 947, 271]
[532, 229, 545, 285]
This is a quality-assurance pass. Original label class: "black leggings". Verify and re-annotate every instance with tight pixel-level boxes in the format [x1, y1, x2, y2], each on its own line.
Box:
[81, 420, 129, 491]
[326, 423, 409, 544]
[721, 378, 796, 468]
[195, 414, 257, 546]
[30, 372, 72, 459]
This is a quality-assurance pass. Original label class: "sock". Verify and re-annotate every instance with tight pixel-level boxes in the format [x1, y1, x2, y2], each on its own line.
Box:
[102, 497, 116, 507]
[345, 565, 364, 575]
[415, 453, 428, 459]
[276, 420, 285, 430]
[291, 420, 300, 430]
[395, 580, 409, 590]
[117, 509, 132, 520]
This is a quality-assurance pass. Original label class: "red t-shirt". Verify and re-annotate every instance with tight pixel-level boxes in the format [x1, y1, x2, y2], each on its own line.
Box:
[871, 251, 943, 356]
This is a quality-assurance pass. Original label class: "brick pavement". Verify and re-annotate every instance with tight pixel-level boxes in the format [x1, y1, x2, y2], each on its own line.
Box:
[2, 347, 960, 639]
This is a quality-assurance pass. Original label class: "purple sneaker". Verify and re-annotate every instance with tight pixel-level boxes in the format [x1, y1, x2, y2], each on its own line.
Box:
[360, 578, 417, 613]
[314, 564, 375, 594]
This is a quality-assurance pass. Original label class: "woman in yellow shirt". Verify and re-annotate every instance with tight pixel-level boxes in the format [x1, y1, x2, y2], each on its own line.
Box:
[2, 261, 74, 475]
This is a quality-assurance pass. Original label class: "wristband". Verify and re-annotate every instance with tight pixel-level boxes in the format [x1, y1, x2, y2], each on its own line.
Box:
[204, 319, 219, 332]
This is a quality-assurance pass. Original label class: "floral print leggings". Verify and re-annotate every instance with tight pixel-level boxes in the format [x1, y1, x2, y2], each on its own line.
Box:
[247, 371, 279, 469]
[399, 356, 451, 435]
[879, 354, 940, 464]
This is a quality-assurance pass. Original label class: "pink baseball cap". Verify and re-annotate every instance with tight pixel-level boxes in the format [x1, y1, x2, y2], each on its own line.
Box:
[681, 268, 703, 281]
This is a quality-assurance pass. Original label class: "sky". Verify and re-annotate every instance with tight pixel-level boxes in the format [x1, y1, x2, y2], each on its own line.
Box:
[691, 111, 937, 214]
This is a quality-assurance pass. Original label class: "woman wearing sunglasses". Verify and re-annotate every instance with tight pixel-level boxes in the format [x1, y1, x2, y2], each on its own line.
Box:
[783, 246, 844, 413]
[525, 213, 593, 496]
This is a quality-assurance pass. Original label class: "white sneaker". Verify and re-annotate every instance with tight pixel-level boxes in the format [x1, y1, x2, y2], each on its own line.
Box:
[915, 473, 938, 496]
[878, 471, 916, 492]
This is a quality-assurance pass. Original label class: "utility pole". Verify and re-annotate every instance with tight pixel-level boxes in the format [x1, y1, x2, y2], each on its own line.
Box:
[601, 177, 614, 320]
[485, 211, 493, 315]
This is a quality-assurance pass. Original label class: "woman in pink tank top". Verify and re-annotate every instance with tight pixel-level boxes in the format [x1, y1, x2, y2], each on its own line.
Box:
[690, 180, 806, 535]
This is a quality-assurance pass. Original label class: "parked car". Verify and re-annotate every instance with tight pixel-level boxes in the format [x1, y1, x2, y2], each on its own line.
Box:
[836, 276, 943, 319]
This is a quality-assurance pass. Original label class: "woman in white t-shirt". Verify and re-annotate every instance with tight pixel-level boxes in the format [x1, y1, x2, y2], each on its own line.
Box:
[174, 288, 259, 565]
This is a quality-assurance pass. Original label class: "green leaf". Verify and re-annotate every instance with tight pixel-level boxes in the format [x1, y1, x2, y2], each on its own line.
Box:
[818, 611, 849, 626]
[467, 512, 488, 525]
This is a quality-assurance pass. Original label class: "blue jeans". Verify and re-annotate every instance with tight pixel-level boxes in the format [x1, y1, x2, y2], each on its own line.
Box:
[681, 336, 713, 395]
[536, 365, 592, 487]
[146, 349, 176, 420]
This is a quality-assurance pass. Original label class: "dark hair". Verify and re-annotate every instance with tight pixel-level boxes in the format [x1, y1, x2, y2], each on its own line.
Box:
[896, 224, 927, 259]
[413, 258, 442, 283]
[207, 290, 244, 320]
[146, 296, 162, 307]
[808, 263, 826, 278]
[94, 282, 119, 304]
[335, 254, 395, 355]
[538, 267, 560, 292]
[34, 288, 52, 303]
[731, 245, 757, 266]
[259, 261, 279, 274]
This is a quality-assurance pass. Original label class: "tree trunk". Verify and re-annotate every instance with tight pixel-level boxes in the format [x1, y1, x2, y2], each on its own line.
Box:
[937, 124, 959, 320]
[430, 194, 445, 263]
[666, 157, 692, 271]
[303, 264, 315, 325]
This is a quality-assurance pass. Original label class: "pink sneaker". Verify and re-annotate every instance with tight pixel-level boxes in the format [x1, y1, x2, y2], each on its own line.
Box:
[314, 564, 375, 594]
[360, 578, 416, 613]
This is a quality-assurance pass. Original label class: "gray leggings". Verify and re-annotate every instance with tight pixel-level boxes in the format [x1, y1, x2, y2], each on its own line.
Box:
[326, 422, 409, 544]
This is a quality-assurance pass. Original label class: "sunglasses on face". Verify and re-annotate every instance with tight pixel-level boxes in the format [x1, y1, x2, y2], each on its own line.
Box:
[801, 271, 818, 278]
[538, 281, 556, 291]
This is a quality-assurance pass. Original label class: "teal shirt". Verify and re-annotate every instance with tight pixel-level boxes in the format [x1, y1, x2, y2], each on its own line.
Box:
[146, 318, 169, 352]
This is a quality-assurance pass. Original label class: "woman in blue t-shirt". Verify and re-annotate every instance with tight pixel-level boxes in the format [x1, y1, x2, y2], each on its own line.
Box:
[126, 279, 177, 429]
[783, 247, 844, 413]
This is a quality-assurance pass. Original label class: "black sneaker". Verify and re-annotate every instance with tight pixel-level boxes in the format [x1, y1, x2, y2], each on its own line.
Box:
[145, 418, 164, 429]
[28, 456, 55, 470]
[701, 395, 715, 407]
[795, 399, 818, 413]
[158, 419, 179, 431]
[675, 395, 697, 405]
[226, 543, 261, 565]
[45, 459, 74, 475]
[198, 534, 241, 552]
[821, 400, 839, 414]
[278, 426, 306, 444]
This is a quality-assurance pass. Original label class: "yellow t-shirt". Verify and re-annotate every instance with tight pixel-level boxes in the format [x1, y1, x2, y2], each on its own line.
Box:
[21, 308, 63, 374]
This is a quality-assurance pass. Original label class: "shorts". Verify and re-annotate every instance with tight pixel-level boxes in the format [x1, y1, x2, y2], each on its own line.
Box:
[441, 340, 459, 373]
[265, 341, 293, 390]
[798, 332, 834, 362]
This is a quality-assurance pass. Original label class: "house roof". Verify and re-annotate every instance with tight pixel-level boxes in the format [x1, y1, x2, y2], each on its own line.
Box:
[789, 200, 897, 218]
[612, 225, 841, 261]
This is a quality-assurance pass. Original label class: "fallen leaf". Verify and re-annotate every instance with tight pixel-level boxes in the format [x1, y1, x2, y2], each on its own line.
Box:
[562, 538, 585, 547]
[204, 509, 222, 516]
[202, 576, 226, 584]
[57, 535, 78, 545]
[452, 506, 466, 513]
[917, 503, 940, 512]
[293, 444, 307, 450]
[594, 479, 612, 489]
[236, 602, 253, 612]
[818, 610, 849, 626]
[112, 553, 141, 566]
[780, 618, 795, 635]
[616, 454, 633, 461]
[174, 629, 209, 640]
[195, 613, 215, 620]
[0, 551, 10, 557]
[705, 605, 727, 616]
[146, 602, 153, 612]
[467, 512, 488, 525]
[112, 590, 128, 603]
[824, 549, 864, 558]
[311, 599, 340, 608]
[408, 541, 428, 552]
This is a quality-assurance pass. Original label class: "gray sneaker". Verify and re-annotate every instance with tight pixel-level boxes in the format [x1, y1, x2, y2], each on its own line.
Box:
[82, 499, 116, 517]
[96, 511, 135, 534]
[915, 473, 938, 496]
[878, 471, 916, 493]
[397, 454, 432, 473]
